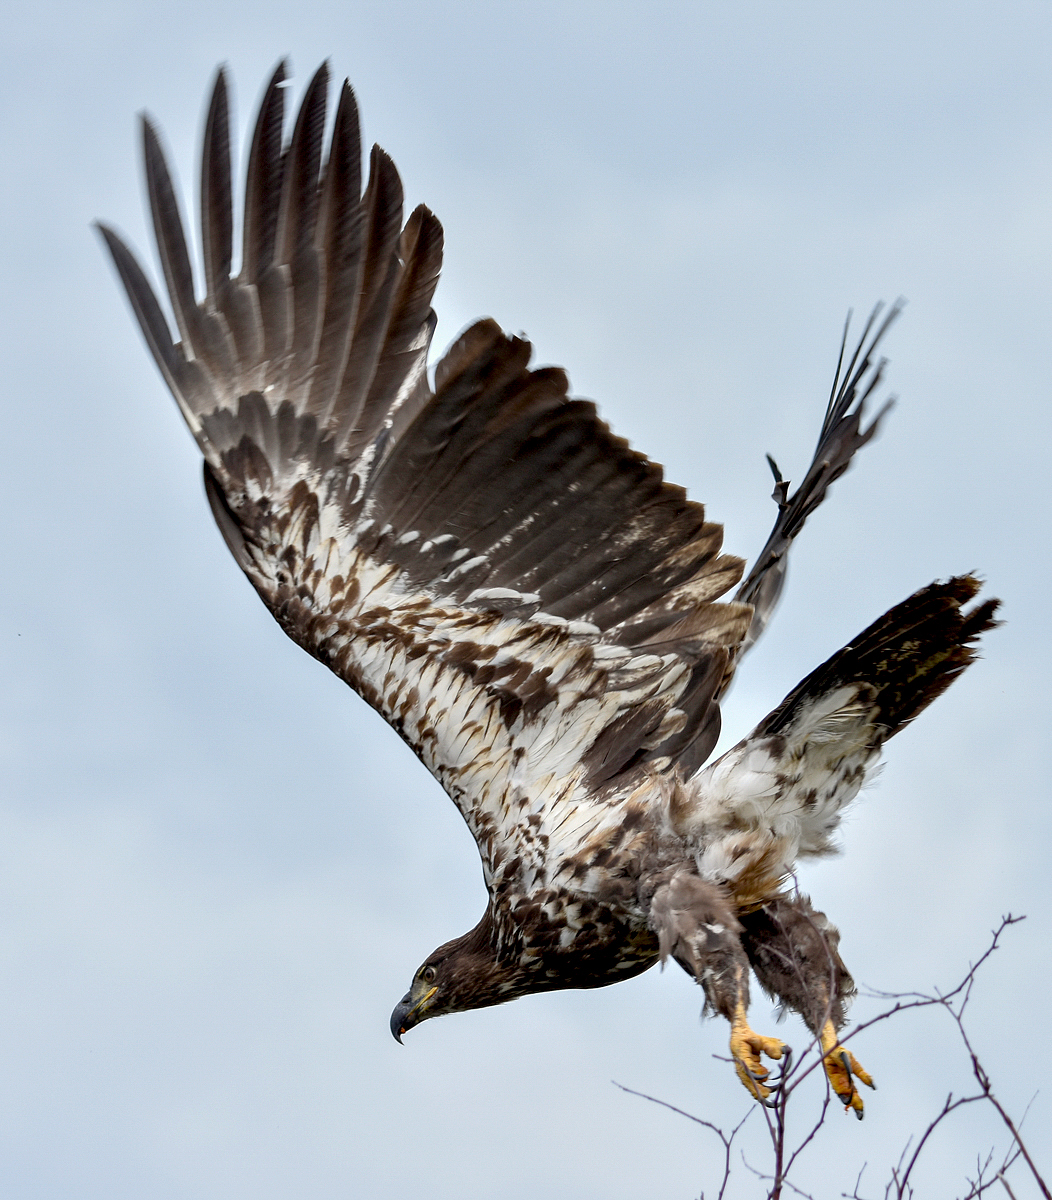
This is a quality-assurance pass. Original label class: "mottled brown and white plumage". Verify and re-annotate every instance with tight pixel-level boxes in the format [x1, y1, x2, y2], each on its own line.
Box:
[99, 63, 999, 1116]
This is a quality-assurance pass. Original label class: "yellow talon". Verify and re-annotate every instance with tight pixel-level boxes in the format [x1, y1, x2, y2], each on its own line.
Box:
[730, 1003, 787, 1102]
[820, 1020, 875, 1118]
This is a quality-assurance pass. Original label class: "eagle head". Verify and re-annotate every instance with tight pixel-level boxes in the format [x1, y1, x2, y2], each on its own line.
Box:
[390, 913, 534, 1041]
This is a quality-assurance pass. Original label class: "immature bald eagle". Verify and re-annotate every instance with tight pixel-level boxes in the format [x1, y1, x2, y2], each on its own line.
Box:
[99, 62, 998, 1118]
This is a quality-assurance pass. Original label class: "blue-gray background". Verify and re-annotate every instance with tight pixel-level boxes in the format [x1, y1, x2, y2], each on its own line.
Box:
[2, 3, 1049, 1196]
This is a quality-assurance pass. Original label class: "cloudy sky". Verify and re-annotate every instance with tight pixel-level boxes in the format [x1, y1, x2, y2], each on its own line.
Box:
[2, 2, 1050, 1196]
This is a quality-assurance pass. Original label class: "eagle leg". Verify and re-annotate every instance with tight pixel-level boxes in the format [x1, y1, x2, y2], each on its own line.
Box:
[738, 893, 874, 1115]
[820, 1020, 874, 1119]
[645, 866, 788, 1103]
[730, 996, 786, 1102]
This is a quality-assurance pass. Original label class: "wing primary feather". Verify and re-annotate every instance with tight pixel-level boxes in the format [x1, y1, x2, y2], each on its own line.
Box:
[96, 223, 180, 386]
[275, 61, 328, 267]
[331, 145, 405, 454]
[199, 70, 265, 381]
[275, 63, 329, 397]
[200, 67, 233, 304]
[734, 301, 903, 656]
[356, 203, 443, 441]
[142, 115, 238, 388]
[141, 116, 200, 350]
[308, 79, 365, 422]
[819, 299, 900, 445]
[95, 223, 213, 431]
[381, 308, 438, 454]
[240, 60, 287, 283]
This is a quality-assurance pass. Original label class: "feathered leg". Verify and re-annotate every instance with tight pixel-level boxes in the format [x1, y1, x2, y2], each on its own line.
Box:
[739, 893, 874, 1117]
[645, 866, 786, 1102]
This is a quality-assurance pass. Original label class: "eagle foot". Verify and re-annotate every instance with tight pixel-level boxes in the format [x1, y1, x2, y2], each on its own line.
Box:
[730, 1004, 787, 1102]
[820, 1020, 874, 1119]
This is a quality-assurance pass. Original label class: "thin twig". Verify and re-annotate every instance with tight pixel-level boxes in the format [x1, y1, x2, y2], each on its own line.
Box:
[893, 1093, 985, 1197]
[615, 914, 1048, 1199]
[612, 1081, 750, 1200]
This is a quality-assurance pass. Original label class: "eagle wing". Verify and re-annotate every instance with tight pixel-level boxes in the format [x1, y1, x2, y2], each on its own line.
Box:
[100, 64, 760, 889]
[732, 303, 899, 656]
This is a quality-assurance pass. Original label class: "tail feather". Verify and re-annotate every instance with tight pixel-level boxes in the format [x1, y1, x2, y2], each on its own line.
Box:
[756, 574, 1001, 742]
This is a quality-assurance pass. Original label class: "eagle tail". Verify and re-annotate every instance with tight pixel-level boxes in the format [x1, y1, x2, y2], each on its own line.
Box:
[734, 302, 903, 657]
[690, 576, 998, 869]
[755, 573, 1001, 743]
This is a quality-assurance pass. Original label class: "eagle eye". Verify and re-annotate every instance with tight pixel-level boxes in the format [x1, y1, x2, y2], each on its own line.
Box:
[422, 966, 437, 984]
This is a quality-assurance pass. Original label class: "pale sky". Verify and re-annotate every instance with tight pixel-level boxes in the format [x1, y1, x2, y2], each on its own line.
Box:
[2, 2, 1050, 1196]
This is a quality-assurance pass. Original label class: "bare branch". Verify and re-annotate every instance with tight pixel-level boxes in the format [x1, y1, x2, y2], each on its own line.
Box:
[998, 1173, 1020, 1200]
[893, 1092, 985, 1197]
[614, 913, 1048, 1200]
[612, 1081, 750, 1200]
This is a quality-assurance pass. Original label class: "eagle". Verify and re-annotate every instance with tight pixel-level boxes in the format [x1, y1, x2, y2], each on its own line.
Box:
[98, 62, 998, 1118]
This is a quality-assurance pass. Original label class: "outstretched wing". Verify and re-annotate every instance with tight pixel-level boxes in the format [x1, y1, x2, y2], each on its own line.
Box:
[692, 575, 1000, 865]
[99, 64, 756, 887]
[733, 304, 900, 657]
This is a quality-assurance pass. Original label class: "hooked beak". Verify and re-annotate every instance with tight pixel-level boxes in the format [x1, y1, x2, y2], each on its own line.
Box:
[390, 985, 438, 1043]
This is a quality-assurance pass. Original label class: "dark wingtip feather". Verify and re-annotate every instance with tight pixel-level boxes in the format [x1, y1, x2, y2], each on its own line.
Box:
[201, 66, 233, 299]
[276, 61, 329, 264]
[141, 113, 201, 343]
[95, 220, 180, 384]
[241, 62, 288, 281]
[409, 202, 445, 245]
[829, 300, 905, 414]
[735, 301, 905, 654]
